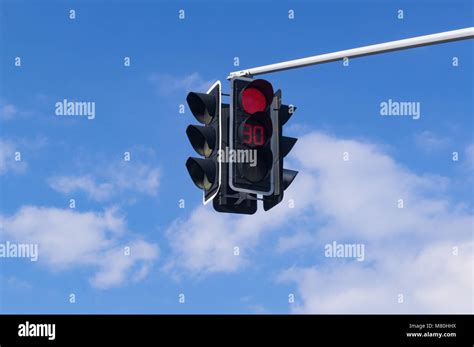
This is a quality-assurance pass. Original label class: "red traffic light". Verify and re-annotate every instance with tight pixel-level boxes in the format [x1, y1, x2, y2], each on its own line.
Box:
[239, 79, 273, 115]
[242, 88, 266, 114]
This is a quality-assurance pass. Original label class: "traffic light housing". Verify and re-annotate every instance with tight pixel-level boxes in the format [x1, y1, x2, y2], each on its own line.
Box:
[229, 77, 275, 195]
[185, 81, 222, 204]
[263, 89, 298, 211]
[185, 81, 257, 214]
[212, 103, 258, 215]
[186, 78, 298, 213]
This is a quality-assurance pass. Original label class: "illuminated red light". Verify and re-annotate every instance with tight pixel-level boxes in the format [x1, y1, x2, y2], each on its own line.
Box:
[241, 87, 267, 114]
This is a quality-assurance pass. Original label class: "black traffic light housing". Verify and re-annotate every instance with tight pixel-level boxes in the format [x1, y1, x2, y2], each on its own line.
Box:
[229, 77, 275, 195]
[263, 89, 298, 211]
[212, 103, 258, 215]
[185, 78, 298, 214]
[185, 81, 222, 204]
[186, 81, 258, 214]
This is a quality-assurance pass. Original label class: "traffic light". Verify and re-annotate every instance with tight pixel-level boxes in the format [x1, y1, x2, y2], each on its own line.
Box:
[185, 81, 222, 204]
[229, 77, 275, 195]
[186, 78, 298, 214]
[229, 77, 298, 210]
[263, 89, 298, 211]
[211, 102, 259, 215]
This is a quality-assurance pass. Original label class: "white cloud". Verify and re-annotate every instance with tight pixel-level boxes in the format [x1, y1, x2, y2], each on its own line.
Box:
[0, 100, 33, 121]
[49, 176, 114, 201]
[90, 240, 158, 289]
[0, 138, 27, 175]
[276, 231, 315, 253]
[49, 161, 160, 201]
[280, 132, 473, 313]
[165, 171, 317, 275]
[414, 131, 449, 152]
[166, 130, 473, 313]
[0, 102, 18, 120]
[278, 241, 473, 313]
[0, 206, 159, 289]
[165, 206, 247, 274]
[149, 72, 215, 95]
[289, 132, 468, 242]
[108, 162, 161, 196]
[465, 143, 474, 169]
[5, 277, 33, 291]
[284, 122, 312, 137]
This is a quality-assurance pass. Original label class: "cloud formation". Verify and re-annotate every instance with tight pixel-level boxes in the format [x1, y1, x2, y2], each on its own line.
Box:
[0, 100, 33, 121]
[165, 171, 316, 275]
[0, 138, 27, 175]
[0, 206, 159, 289]
[414, 130, 450, 153]
[278, 241, 472, 313]
[49, 161, 160, 202]
[166, 131, 473, 313]
[0, 102, 18, 120]
[149, 72, 215, 95]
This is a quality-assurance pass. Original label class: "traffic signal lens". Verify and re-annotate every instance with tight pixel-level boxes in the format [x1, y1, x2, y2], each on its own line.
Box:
[239, 112, 272, 147]
[186, 125, 216, 157]
[237, 148, 273, 183]
[241, 87, 267, 114]
[243, 123, 265, 146]
[186, 157, 216, 190]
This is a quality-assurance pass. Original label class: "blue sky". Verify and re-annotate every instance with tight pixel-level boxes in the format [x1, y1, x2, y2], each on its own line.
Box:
[0, 0, 473, 313]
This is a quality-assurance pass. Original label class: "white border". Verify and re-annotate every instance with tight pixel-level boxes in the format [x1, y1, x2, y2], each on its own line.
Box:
[203, 80, 222, 205]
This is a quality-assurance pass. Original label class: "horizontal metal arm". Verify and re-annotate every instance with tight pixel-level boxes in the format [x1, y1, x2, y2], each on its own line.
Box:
[227, 27, 474, 79]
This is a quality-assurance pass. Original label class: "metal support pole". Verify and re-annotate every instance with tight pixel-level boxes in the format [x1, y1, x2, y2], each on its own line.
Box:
[227, 27, 474, 79]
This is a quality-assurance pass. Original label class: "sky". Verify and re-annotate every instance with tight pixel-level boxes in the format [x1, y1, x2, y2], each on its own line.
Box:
[0, 0, 473, 314]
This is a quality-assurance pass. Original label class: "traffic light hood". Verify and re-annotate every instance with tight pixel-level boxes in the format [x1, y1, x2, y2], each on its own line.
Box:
[186, 92, 217, 125]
